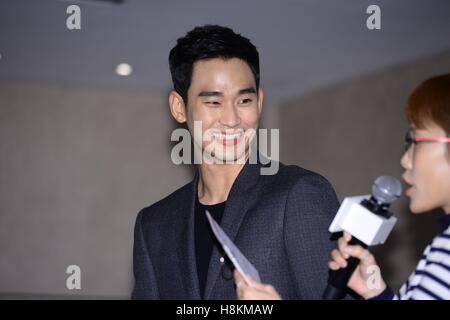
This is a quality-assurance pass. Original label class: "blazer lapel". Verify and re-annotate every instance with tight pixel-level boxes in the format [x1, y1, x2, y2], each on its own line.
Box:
[203, 160, 262, 299]
[178, 172, 202, 299]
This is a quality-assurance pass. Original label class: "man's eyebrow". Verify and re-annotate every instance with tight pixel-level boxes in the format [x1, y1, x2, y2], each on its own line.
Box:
[198, 91, 224, 97]
[238, 87, 257, 95]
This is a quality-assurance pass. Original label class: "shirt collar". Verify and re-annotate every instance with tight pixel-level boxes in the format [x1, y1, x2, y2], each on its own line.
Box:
[439, 213, 450, 231]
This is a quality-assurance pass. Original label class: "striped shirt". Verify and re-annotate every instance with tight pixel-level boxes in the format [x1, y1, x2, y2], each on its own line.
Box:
[374, 214, 450, 300]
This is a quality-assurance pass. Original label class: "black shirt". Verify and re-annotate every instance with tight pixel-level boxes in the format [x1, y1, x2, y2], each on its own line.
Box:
[439, 212, 450, 230]
[194, 193, 226, 299]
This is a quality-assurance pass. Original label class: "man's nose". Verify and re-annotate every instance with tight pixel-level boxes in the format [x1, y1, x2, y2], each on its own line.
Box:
[220, 104, 241, 128]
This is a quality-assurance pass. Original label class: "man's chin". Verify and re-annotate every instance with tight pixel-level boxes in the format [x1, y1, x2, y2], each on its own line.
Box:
[204, 150, 248, 164]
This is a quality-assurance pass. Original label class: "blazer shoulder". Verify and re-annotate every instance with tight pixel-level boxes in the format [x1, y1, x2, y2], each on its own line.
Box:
[137, 179, 194, 223]
[271, 163, 335, 193]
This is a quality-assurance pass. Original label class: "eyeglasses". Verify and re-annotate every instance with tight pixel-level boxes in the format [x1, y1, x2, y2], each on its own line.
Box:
[405, 131, 450, 151]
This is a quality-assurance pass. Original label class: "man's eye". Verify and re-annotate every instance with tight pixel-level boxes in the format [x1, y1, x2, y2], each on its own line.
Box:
[205, 101, 220, 106]
[239, 98, 252, 104]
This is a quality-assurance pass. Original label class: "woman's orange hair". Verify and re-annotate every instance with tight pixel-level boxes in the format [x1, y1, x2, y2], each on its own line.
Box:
[406, 74, 450, 134]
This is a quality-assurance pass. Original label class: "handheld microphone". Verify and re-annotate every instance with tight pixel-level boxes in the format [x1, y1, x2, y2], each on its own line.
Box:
[322, 176, 402, 300]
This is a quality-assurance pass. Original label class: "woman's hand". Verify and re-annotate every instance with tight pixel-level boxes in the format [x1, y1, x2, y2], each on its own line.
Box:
[233, 270, 282, 300]
[328, 231, 387, 299]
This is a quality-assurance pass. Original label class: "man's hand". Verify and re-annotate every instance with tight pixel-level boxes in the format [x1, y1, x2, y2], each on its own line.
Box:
[233, 270, 282, 300]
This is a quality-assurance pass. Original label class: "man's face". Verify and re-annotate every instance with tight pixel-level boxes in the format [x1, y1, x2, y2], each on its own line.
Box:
[183, 57, 263, 163]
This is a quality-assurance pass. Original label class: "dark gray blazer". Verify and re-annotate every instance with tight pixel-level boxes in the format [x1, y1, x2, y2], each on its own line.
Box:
[132, 160, 340, 300]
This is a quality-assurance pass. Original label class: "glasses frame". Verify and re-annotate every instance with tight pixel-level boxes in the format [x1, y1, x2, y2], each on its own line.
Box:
[405, 131, 450, 151]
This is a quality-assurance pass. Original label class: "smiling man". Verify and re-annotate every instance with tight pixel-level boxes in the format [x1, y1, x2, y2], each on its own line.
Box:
[131, 25, 340, 300]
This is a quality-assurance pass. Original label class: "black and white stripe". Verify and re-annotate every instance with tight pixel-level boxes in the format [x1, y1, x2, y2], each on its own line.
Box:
[394, 227, 450, 300]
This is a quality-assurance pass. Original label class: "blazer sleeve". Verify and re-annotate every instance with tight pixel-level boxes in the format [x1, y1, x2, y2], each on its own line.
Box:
[131, 209, 160, 299]
[283, 173, 340, 299]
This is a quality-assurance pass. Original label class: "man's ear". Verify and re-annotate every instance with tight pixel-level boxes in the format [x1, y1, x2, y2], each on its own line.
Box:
[257, 88, 264, 117]
[169, 90, 187, 123]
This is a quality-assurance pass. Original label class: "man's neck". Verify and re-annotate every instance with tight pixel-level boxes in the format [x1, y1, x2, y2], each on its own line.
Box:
[197, 160, 246, 205]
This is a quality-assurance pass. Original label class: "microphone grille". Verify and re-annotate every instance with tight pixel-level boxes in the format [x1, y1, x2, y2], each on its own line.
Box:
[372, 176, 402, 204]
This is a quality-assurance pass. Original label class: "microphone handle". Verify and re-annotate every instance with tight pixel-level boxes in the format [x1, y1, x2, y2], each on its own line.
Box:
[322, 236, 368, 300]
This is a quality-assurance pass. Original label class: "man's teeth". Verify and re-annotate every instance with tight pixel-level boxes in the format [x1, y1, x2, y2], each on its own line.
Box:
[214, 132, 242, 140]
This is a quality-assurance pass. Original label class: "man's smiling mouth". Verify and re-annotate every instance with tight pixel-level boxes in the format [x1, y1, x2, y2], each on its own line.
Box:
[212, 131, 244, 145]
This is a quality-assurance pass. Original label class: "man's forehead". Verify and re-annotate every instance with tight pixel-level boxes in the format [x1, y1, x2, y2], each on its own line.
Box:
[189, 58, 256, 95]
[192, 58, 254, 78]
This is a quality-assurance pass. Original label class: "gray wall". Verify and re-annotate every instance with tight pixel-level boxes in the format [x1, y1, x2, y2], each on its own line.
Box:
[0, 83, 193, 298]
[278, 50, 450, 290]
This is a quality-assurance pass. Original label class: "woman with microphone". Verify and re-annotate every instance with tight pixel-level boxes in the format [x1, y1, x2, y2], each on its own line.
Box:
[234, 73, 450, 300]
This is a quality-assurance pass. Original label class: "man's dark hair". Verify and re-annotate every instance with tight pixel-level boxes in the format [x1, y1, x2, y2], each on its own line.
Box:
[169, 25, 260, 104]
